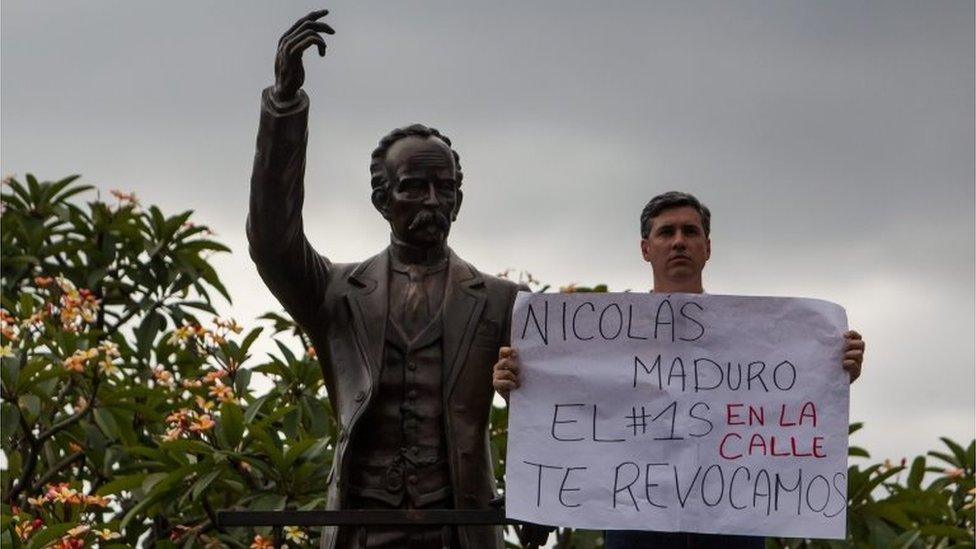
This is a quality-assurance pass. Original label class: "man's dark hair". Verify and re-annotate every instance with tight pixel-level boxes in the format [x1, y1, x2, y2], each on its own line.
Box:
[369, 123, 463, 191]
[639, 191, 711, 238]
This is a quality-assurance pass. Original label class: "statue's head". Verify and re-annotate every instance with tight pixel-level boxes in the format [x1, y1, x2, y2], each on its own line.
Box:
[370, 124, 463, 248]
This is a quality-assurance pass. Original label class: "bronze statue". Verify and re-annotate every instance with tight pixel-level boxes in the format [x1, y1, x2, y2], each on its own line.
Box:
[247, 10, 520, 548]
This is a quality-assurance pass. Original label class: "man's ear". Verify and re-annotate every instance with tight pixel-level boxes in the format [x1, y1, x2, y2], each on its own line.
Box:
[451, 189, 464, 221]
[640, 238, 652, 262]
[705, 237, 711, 261]
[371, 187, 390, 220]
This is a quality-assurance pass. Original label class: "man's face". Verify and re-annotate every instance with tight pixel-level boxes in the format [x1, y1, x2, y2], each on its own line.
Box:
[379, 135, 462, 247]
[640, 205, 711, 287]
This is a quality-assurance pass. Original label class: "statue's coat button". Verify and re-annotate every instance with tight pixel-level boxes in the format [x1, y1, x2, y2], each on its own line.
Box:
[354, 391, 366, 402]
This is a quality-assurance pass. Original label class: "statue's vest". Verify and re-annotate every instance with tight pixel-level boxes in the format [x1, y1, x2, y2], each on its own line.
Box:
[346, 310, 451, 507]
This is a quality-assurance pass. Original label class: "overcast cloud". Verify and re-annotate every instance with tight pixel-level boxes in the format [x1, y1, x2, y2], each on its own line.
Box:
[3, 0, 973, 464]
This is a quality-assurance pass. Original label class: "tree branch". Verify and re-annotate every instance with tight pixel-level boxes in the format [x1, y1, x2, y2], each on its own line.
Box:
[6, 377, 99, 504]
[201, 497, 224, 533]
[28, 450, 84, 493]
[37, 398, 94, 443]
[5, 413, 39, 504]
[104, 297, 161, 338]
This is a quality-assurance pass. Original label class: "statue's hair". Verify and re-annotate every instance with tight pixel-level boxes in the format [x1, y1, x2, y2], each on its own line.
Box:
[369, 124, 463, 190]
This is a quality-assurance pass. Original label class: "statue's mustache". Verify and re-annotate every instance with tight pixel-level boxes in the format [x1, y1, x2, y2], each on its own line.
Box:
[408, 209, 450, 232]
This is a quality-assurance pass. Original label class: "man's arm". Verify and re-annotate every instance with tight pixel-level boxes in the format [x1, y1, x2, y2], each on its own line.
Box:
[246, 11, 335, 329]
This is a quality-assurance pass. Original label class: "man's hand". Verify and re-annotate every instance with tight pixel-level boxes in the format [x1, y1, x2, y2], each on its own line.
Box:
[492, 347, 520, 400]
[273, 9, 335, 105]
[843, 330, 865, 383]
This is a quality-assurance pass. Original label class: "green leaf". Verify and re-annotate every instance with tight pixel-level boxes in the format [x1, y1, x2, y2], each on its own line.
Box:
[141, 472, 169, 494]
[1, 355, 21, 390]
[191, 469, 221, 501]
[927, 450, 957, 467]
[253, 403, 295, 429]
[907, 456, 926, 489]
[247, 493, 286, 511]
[85, 266, 109, 289]
[51, 178, 90, 203]
[120, 491, 165, 531]
[171, 300, 216, 314]
[18, 394, 40, 422]
[865, 501, 914, 529]
[135, 310, 166, 357]
[301, 395, 331, 438]
[282, 406, 300, 439]
[283, 438, 317, 468]
[26, 521, 78, 549]
[158, 439, 214, 455]
[234, 368, 252, 396]
[250, 425, 285, 471]
[0, 403, 20, 439]
[244, 394, 271, 424]
[18, 291, 35, 317]
[164, 210, 195, 241]
[850, 466, 904, 503]
[274, 339, 297, 365]
[253, 361, 288, 379]
[94, 407, 120, 440]
[892, 530, 921, 549]
[939, 437, 968, 467]
[300, 437, 332, 462]
[219, 401, 245, 449]
[175, 239, 231, 254]
[240, 327, 263, 355]
[917, 524, 972, 540]
[96, 473, 146, 496]
[299, 497, 328, 510]
[18, 358, 64, 392]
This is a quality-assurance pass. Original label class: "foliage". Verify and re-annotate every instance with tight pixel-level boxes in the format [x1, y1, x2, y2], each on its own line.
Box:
[0, 175, 972, 548]
[1, 175, 333, 548]
[770, 424, 975, 549]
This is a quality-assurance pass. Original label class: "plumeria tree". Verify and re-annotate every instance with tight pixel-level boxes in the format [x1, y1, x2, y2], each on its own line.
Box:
[1, 175, 332, 548]
[0, 175, 972, 548]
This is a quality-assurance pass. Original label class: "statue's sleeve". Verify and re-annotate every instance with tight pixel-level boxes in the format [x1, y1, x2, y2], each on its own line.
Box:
[246, 87, 332, 330]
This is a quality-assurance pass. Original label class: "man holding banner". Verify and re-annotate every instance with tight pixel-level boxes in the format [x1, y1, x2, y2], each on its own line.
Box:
[493, 192, 865, 548]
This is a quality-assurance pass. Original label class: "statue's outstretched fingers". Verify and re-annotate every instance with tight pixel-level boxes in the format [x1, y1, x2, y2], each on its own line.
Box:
[279, 9, 331, 44]
[287, 30, 327, 57]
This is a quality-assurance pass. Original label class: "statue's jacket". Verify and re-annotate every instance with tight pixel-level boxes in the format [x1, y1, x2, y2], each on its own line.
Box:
[247, 88, 519, 548]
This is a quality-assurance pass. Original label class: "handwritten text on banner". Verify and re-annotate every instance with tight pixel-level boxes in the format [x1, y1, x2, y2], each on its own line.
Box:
[505, 292, 849, 539]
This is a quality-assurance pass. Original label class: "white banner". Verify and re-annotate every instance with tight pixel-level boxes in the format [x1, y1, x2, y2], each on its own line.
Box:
[505, 292, 849, 539]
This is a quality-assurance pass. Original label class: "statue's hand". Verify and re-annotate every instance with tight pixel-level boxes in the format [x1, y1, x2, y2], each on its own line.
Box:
[273, 9, 335, 105]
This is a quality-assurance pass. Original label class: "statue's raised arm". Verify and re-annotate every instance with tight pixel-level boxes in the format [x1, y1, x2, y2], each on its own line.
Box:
[246, 10, 334, 330]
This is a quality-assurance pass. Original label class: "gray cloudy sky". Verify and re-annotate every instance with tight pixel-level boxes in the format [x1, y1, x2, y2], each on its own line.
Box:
[3, 1, 973, 464]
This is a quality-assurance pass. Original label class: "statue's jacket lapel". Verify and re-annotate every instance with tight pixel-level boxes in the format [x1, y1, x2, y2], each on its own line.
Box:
[442, 250, 487, 397]
[344, 251, 388, 396]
